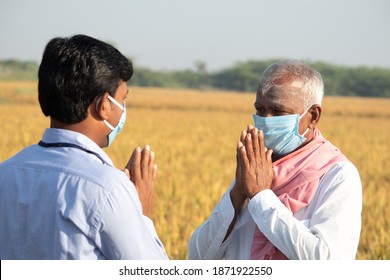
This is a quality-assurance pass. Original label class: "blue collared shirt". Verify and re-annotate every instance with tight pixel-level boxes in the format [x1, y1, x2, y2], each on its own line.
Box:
[0, 128, 168, 260]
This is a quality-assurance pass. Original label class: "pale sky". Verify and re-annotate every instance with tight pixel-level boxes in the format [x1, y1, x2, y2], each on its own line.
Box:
[0, 0, 389, 71]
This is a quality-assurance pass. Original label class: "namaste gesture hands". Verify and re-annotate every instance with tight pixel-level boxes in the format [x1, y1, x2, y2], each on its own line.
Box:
[123, 145, 157, 217]
[225, 125, 273, 240]
[231, 125, 273, 204]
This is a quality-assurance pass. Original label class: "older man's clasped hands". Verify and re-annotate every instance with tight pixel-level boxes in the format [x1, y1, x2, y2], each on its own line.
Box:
[235, 125, 274, 200]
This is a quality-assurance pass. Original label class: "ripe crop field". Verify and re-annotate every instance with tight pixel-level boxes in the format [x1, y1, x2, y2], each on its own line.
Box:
[0, 81, 389, 259]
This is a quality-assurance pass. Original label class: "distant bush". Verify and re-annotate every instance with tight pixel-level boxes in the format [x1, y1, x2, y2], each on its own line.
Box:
[1, 59, 390, 98]
[0, 60, 38, 81]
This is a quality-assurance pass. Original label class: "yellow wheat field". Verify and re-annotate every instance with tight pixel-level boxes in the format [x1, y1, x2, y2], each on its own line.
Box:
[0, 81, 389, 260]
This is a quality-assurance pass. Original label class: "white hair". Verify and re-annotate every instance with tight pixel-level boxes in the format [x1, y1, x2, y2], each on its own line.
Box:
[258, 60, 324, 110]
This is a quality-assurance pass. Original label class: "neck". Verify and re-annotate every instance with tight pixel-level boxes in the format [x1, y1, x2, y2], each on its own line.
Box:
[272, 153, 283, 162]
[50, 118, 106, 147]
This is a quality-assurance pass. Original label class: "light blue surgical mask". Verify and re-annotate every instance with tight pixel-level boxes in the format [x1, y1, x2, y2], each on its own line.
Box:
[97, 95, 126, 147]
[253, 111, 309, 156]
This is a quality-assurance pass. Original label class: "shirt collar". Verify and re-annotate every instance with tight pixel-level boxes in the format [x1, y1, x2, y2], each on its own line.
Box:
[40, 128, 114, 166]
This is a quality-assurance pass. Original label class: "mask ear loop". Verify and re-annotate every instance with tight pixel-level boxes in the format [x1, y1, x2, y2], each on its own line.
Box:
[107, 95, 124, 111]
[299, 109, 309, 120]
[301, 127, 310, 137]
[96, 95, 115, 130]
[299, 109, 310, 137]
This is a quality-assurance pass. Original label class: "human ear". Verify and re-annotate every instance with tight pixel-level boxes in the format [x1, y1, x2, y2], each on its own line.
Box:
[308, 104, 321, 128]
[94, 92, 111, 121]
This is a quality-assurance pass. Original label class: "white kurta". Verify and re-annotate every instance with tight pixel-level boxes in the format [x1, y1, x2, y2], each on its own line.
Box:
[188, 161, 362, 260]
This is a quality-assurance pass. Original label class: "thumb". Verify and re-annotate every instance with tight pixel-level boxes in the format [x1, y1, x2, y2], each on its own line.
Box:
[122, 168, 130, 179]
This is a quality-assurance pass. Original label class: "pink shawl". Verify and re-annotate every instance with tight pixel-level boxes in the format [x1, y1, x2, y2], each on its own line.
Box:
[250, 128, 347, 260]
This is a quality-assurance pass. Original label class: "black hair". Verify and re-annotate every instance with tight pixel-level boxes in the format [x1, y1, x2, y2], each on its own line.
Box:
[38, 34, 133, 123]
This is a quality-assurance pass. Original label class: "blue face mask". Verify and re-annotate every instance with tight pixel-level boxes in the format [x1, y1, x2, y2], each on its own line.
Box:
[97, 95, 126, 147]
[253, 112, 309, 156]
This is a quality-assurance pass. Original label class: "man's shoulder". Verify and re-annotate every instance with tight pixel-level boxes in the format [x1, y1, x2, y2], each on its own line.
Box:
[0, 145, 36, 168]
[1, 144, 132, 193]
[79, 159, 132, 194]
[320, 161, 362, 192]
[326, 161, 360, 177]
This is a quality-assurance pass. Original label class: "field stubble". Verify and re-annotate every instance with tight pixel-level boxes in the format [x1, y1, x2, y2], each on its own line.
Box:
[0, 81, 389, 259]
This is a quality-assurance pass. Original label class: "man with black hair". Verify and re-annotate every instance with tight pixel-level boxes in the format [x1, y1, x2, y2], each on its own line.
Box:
[0, 35, 168, 260]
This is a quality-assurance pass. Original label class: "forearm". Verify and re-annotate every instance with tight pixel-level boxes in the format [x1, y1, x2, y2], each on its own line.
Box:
[249, 166, 362, 261]
[142, 216, 169, 259]
[99, 179, 169, 260]
[223, 186, 246, 241]
[248, 190, 330, 259]
[188, 189, 236, 260]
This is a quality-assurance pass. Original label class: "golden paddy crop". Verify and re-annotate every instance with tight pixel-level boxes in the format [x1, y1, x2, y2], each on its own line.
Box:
[0, 81, 389, 259]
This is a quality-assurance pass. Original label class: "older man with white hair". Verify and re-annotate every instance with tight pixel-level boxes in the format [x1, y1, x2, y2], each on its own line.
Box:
[188, 60, 362, 260]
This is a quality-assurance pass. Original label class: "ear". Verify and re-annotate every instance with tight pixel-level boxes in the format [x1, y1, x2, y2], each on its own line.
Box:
[94, 92, 111, 121]
[308, 104, 321, 128]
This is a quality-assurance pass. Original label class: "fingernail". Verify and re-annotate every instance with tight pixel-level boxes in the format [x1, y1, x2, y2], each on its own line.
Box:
[145, 145, 150, 151]
[136, 147, 141, 152]
[151, 151, 155, 158]
[154, 164, 158, 170]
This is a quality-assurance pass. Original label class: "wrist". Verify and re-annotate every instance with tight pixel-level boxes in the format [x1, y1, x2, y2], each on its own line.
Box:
[247, 189, 261, 200]
[247, 184, 270, 199]
[231, 183, 246, 199]
[230, 186, 246, 210]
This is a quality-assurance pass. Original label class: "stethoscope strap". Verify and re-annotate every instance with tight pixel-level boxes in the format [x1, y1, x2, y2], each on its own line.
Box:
[38, 141, 106, 164]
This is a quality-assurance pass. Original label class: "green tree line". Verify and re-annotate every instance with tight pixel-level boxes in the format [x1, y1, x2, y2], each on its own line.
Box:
[1, 59, 389, 97]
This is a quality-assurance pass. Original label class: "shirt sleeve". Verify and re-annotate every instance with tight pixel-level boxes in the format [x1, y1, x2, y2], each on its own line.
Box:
[248, 162, 362, 260]
[95, 174, 168, 260]
[188, 181, 237, 260]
